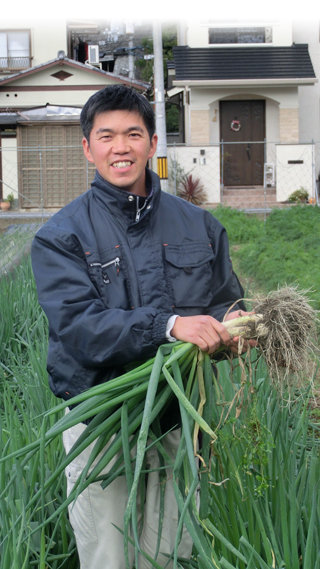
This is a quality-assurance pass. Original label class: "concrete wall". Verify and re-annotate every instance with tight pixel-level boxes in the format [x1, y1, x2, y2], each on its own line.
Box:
[276, 144, 314, 201]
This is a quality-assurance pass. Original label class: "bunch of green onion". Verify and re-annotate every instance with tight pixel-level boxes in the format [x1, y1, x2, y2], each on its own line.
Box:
[1, 341, 221, 568]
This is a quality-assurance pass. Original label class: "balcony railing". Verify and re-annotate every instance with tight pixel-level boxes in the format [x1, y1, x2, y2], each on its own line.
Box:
[0, 56, 32, 72]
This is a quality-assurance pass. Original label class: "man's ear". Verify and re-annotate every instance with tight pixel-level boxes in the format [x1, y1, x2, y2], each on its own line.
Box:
[148, 134, 158, 160]
[82, 137, 94, 163]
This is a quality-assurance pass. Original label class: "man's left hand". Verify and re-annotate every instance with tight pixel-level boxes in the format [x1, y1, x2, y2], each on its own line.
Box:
[223, 310, 258, 354]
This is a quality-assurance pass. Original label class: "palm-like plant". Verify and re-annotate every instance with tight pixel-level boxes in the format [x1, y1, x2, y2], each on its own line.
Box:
[178, 174, 207, 205]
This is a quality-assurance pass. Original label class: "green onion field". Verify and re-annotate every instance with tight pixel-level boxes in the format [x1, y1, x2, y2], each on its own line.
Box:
[1, 205, 319, 569]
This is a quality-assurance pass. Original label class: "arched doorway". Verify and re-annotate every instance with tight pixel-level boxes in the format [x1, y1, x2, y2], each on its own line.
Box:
[220, 100, 265, 186]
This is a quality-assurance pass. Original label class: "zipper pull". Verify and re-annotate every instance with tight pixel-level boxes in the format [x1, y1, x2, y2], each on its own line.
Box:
[115, 258, 120, 276]
[135, 196, 140, 222]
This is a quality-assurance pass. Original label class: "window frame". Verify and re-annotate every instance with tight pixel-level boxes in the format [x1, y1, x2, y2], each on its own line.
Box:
[0, 29, 32, 71]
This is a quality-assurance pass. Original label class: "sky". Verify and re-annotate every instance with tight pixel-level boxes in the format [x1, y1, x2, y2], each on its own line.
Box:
[3, 0, 320, 23]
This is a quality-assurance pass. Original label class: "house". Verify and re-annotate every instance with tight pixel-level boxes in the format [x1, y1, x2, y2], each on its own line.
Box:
[0, 19, 151, 210]
[167, 20, 319, 206]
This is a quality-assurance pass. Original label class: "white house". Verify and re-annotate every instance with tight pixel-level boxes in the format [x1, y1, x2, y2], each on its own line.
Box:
[167, 19, 319, 205]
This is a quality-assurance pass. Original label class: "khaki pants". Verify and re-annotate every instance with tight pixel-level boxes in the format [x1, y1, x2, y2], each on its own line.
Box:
[63, 420, 193, 569]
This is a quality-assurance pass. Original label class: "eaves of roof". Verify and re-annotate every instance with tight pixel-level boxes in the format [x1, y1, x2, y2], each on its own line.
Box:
[172, 44, 316, 83]
[0, 56, 150, 90]
[172, 78, 317, 88]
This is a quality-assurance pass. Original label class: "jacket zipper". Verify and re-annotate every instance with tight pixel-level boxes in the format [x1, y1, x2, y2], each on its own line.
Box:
[89, 257, 120, 269]
[89, 257, 120, 282]
[135, 196, 148, 222]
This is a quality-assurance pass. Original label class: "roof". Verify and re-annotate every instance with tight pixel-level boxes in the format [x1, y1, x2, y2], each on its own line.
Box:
[172, 44, 316, 82]
[0, 105, 83, 125]
[0, 54, 150, 90]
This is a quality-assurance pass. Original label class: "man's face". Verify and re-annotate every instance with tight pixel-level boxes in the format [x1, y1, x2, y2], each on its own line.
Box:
[82, 109, 157, 197]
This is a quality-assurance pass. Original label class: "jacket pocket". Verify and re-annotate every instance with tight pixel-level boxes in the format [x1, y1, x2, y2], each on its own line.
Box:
[164, 243, 215, 308]
[86, 246, 131, 310]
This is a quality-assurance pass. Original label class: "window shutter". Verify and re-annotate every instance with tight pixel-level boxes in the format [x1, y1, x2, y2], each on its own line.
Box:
[19, 126, 42, 209]
[18, 124, 95, 209]
[65, 125, 95, 202]
[44, 126, 65, 207]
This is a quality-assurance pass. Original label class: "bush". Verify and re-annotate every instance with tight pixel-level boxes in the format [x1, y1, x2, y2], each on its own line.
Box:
[288, 187, 309, 203]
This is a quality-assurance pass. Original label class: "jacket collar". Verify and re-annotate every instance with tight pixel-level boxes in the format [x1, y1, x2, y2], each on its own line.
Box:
[91, 168, 161, 223]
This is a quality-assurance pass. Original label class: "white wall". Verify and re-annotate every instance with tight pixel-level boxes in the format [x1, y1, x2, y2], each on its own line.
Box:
[1, 138, 18, 200]
[0, 19, 67, 66]
[184, 20, 293, 48]
[293, 20, 320, 144]
[0, 89, 101, 108]
[167, 144, 221, 203]
[276, 144, 314, 200]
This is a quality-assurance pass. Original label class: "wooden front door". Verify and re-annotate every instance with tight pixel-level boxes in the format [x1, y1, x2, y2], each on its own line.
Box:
[220, 100, 265, 186]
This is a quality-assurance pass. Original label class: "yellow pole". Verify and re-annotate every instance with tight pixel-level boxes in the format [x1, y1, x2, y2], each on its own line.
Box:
[157, 156, 168, 179]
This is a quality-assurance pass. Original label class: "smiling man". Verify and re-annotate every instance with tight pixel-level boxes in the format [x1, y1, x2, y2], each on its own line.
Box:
[82, 109, 157, 195]
[31, 85, 250, 569]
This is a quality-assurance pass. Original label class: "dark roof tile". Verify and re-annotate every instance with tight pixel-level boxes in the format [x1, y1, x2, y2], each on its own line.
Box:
[172, 44, 316, 80]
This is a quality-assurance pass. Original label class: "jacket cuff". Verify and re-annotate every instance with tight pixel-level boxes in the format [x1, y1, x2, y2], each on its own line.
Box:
[152, 312, 175, 345]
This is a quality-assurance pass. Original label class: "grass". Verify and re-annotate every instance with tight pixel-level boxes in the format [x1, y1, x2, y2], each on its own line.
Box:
[211, 205, 262, 245]
[212, 204, 320, 309]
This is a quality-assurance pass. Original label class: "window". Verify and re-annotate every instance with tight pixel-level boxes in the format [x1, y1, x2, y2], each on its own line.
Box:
[0, 30, 31, 70]
[209, 27, 272, 44]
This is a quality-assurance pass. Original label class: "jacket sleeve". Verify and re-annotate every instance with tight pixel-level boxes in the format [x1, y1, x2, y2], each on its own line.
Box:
[204, 214, 246, 321]
[31, 226, 173, 369]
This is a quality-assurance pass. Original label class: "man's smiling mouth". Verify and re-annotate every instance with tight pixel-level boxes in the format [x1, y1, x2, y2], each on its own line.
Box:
[112, 161, 133, 168]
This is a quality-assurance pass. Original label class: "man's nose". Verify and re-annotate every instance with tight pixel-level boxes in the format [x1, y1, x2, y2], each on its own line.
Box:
[113, 135, 129, 153]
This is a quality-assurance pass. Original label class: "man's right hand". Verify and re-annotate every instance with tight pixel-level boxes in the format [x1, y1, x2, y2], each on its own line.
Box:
[171, 315, 232, 355]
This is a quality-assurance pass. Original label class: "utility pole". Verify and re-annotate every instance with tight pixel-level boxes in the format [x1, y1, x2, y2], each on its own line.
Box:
[152, 20, 168, 192]
[126, 21, 135, 80]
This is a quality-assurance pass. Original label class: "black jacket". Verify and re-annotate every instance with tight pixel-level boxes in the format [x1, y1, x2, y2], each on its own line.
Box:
[31, 168, 245, 402]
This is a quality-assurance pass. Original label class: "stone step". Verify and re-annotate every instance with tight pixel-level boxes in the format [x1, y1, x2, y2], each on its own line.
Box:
[222, 202, 292, 209]
[223, 196, 277, 205]
[221, 187, 278, 209]
[222, 190, 276, 199]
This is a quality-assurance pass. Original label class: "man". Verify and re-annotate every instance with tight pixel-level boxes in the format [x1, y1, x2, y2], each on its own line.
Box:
[31, 85, 250, 569]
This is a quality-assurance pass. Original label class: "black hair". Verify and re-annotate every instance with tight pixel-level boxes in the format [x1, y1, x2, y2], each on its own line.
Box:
[80, 85, 155, 142]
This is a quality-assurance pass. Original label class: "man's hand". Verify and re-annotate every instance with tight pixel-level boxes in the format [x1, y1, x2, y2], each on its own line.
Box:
[224, 309, 258, 354]
[171, 315, 232, 355]
[171, 311, 256, 355]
